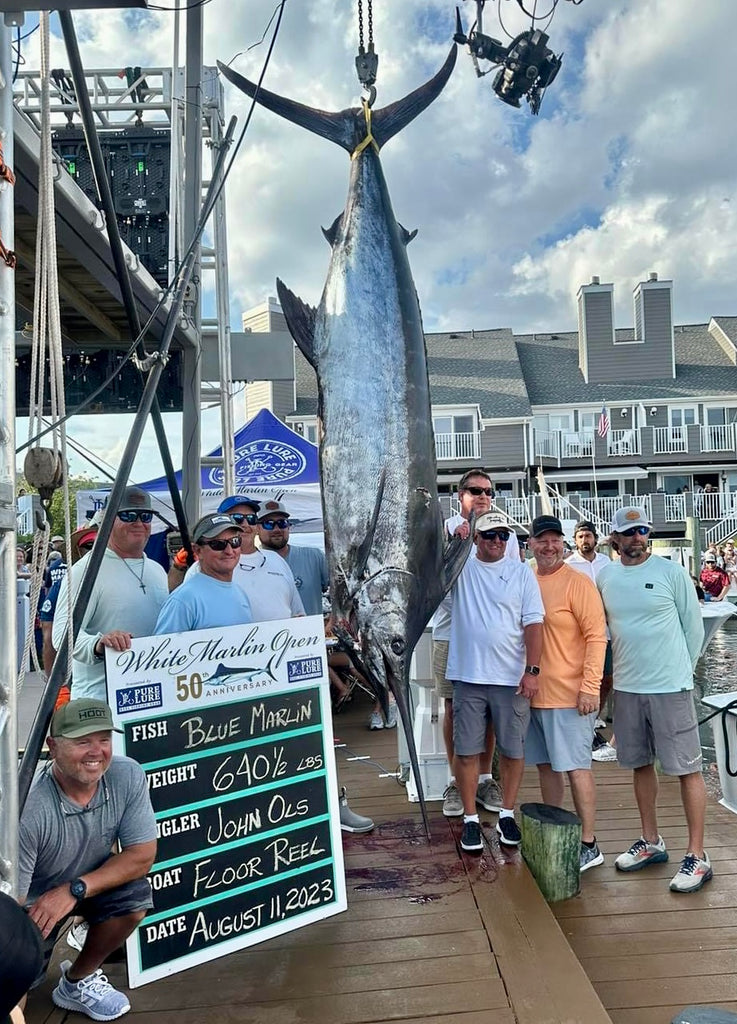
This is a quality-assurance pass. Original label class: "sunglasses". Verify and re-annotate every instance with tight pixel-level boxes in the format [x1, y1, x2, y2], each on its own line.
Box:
[230, 512, 258, 526]
[619, 525, 650, 537]
[117, 510, 154, 524]
[200, 535, 242, 551]
[478, 529, 510, 542]
[464, 486, 493, 496]
[260, 518, 290, 531]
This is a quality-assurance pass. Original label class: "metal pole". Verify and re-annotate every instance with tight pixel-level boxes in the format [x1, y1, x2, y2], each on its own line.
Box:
[181, 4, 203, 523]
[0, 20, 19, 895]
[210, 111, 235, 495]
[59, 11, 193, 559]
[19, 119, 236, 810]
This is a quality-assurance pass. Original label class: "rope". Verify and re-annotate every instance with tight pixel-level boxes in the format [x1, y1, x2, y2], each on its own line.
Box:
[19, 14, 74, 692]
[350, 100, 380, 160]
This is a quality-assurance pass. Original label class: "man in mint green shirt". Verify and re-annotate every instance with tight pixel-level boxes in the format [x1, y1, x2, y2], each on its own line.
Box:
[597, 506, 709, 894]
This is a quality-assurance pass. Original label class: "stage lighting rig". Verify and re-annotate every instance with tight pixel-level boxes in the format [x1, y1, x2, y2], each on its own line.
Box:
[454, 1, 568, 115]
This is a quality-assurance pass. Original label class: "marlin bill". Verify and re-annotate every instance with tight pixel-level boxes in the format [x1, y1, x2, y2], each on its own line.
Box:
[218, 45, 472, 830]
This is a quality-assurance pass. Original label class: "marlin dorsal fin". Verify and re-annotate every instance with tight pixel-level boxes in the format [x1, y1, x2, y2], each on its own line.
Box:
[322, 214, 344, 247]
[397, 223, 418, 245]
[276, 278, 317, 368]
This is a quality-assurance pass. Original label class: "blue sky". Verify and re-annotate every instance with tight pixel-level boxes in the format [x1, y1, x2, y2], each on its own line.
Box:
[12, 0, 737, 479]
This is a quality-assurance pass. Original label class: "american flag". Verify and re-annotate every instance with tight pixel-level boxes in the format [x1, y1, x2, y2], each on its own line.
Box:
[597, 407, 610, 438]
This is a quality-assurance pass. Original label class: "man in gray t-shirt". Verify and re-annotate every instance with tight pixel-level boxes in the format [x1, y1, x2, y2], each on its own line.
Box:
[19, 699, 156, 1021]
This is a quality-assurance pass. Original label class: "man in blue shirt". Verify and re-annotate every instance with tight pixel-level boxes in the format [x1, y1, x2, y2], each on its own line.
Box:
[256, 500, 329, 617]
[154, 513, 252, 634]
[597, 506, 708, 893]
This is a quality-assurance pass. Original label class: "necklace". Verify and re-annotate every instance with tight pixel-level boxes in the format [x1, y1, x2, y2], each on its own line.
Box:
[121, 555, 147, 593]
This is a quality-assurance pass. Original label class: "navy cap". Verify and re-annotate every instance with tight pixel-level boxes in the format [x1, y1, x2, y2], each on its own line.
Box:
[218, 494, 261, 515]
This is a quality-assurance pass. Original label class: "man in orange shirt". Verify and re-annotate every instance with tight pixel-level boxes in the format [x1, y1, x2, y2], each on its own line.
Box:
[527, 515, 608, 872]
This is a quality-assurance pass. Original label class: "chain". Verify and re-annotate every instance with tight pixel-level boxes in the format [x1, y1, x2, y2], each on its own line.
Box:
[355, 0, 378, 96]
[357, 0, 364, 51]
[367, 0, 373, 48]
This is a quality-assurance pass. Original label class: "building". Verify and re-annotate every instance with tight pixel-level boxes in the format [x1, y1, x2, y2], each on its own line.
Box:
[242, 274, 737, 544]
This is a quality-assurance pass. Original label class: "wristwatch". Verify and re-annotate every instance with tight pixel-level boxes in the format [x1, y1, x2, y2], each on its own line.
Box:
[69, 878, 87, 901]
[525, 665, 541, 676]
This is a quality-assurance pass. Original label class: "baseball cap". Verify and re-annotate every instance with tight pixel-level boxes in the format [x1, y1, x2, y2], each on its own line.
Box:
[50, 699, 122, 738]
[611, 506, 652, 532]
[574, 519, 598, 537]
[531, 515, 564, 538]
[77, 528, 98, 548]
[117, 486, 152, 512]
[192, 513, 243, 543]
[256, 499, 290, 522]
[475, 512, 509, 533]
[704, 552, 717, 563]
[218, 494, 261, 515]
[51, 534, 64, 544]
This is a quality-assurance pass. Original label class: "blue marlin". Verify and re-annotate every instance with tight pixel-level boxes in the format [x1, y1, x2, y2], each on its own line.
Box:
[218, 47, 471, 830]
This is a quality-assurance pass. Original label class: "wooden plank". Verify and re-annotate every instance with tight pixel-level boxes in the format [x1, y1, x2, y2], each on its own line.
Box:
[583, 949, 737, 983]
[555, 888, 736, 918]
[565, 926, 737, 959]
[560, 908, 737, 937]
[254, 908, 484, 949]
[370, 1013, 517, 1024]
[598, 975, 737, 1010]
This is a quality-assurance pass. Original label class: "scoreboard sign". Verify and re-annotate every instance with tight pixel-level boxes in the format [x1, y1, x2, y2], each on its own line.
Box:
[105, 616, 346, 988]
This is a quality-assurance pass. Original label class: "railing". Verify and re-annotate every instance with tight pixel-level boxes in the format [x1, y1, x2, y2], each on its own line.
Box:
[561, 431, 594, 458]
[653, 426, 687, 453]
[434, 431, 480, 461]
[607, 428, 640, 456]
[534, 430, 560, 460]
[705, 511, 737, 547]
[700, 423, 736, 453]
[503, 497, 534, 525]
[664, 494, 686, 522]
[694, 491, 734, 521]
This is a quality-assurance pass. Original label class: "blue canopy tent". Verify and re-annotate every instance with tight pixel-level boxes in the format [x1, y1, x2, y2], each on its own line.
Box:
[76, 409, 322, 533]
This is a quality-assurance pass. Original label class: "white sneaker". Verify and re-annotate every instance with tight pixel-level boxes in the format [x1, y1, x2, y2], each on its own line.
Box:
[368, 710, 384, 730]
[669, 851, 713, 893]
[594, 717, 607, 730]
[385, 703, 398, 729]
[52, 960, 130, 1021]
[592, 742, 617, 762]
[67, 920, 89, 952]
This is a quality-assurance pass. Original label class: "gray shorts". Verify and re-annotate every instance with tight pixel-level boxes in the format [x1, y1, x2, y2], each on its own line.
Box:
[452, 681, 529, 759]
[37, 876, 153, 978]
[526, 707, 597, 772]
[432, 639, 453, 700]
[613, 690, 703, 775]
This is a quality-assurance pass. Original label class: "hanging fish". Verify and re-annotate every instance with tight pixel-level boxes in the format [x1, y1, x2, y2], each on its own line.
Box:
[218, 46, 471, 834]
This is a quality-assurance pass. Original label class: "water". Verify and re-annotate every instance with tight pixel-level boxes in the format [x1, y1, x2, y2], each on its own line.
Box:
[694, 615, 737, 762]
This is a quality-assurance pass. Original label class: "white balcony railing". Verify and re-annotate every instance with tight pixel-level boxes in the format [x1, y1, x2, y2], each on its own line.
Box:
[607, 428, 640, 456]
[534, 429, 560, 460]
[434, 431, 480, 461]
[694, 491, 735, 521]
[653, 426, 688, 453]
[700, 423, 736, 453]
[664, 494, 686, 522]
[578, 495, 652, 529]
[561, 430, 594, 458]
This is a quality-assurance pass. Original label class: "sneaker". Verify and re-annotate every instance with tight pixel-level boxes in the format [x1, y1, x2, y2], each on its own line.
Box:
[592, 742, 618, 762]
[594, 717, 607, 730]
[368, 710, 384, 730]
[442, 781, 464, 817]
[580, 841, 605, 873]
[460, 820, 483, 853]
[67, 920, 89, 951]
[669, 851, 713, 893]
[339, 787, 374, 833]
[615, 835, 669, 872]
[52, 960, 130, 1021]
[496, 816, 522, 846]
[476, 777, 502, 813]
[385, 703, 398, 729]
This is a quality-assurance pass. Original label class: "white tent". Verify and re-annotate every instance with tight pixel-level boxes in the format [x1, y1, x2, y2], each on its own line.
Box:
[76, 408, 322, 534]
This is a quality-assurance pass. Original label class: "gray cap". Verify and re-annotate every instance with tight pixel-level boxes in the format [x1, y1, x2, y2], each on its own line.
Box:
[192, 513, 243, 543]
[117, 486, 152, 512]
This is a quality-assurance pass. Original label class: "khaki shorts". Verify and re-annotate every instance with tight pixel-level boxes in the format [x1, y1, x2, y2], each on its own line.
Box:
[452, 681, 529, 759]
[613, 690, 703, 775]
[432, 639, 453, 700]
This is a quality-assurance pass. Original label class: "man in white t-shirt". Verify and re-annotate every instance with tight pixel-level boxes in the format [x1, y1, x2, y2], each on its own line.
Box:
[447, 512, 545, 853]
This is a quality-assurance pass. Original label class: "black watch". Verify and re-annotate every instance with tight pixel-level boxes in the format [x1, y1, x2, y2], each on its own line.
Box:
[525, 665, 540, 676]
[69, 878, 87, 900]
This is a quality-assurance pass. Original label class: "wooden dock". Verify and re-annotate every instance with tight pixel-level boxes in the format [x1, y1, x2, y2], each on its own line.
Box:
[24, 690, 737, 1024]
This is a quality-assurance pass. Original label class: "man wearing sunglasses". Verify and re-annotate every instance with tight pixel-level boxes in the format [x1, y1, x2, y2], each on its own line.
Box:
[597, 507, 709, 893]
[18, 699, 157, 1021]
[53, 488, 169, 702]
[257, 500, 329, 618]
[446, 511, 545, 852]
[154, 513, 253, 634]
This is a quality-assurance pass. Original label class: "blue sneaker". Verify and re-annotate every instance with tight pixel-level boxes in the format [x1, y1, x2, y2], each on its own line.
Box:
[52, 960, 130, 1020]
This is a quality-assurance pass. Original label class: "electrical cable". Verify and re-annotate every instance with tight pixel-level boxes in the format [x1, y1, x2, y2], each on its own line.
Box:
[147, 0, 215, 9]
[12, 26, 22, 83]
[514, 0, 559, 21]
[18, 0, 288, 457]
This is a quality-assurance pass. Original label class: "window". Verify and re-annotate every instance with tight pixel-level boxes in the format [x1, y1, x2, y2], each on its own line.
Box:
[432, 410, 479, 460]
[669, 407, 697, 428]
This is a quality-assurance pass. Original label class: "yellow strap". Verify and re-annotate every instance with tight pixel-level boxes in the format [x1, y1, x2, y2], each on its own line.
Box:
[351, 99, 380, 160]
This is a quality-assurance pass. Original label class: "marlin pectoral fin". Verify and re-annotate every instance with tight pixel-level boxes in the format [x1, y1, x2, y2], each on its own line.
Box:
[276, 278, 317, 368]
[322, 214, 344, 247]
[397, 222, 418, 245]
[354, 466, 386, 579]
[217, 62, 355, 151]
[442, 513, 475, 595]
[371, 45, 457, 149]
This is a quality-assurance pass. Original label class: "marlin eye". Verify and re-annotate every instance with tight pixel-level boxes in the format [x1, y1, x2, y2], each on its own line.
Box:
[390, 637, 405, 655]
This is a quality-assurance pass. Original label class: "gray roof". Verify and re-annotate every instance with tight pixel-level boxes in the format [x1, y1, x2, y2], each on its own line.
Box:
[290, 319, 737, 420]
[516, 323, 737, 406]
